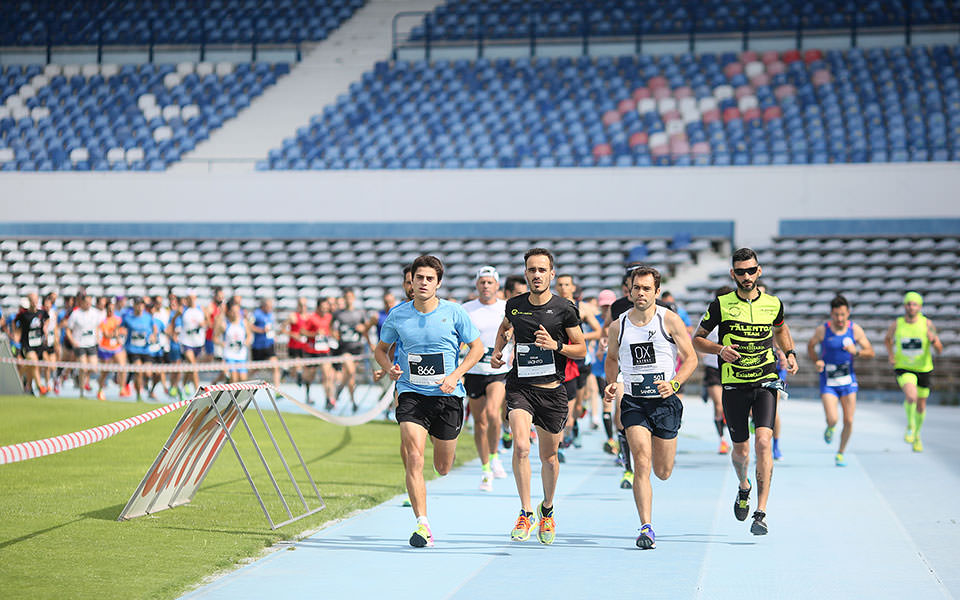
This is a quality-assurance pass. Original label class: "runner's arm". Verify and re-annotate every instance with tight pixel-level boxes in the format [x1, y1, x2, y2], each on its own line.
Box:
[491, 316, 512, 358]
[883, 321, 897, 364]
[582, 309, 603, 341]
[773, 322, 799, 374]
[559, 325, 587, 360]
[927, 320, 944, 354]
[852, 323, 875, 358]
[603, 319, 621, 399]
[666, 311, 698, 386]
[807, 324, 824, 363]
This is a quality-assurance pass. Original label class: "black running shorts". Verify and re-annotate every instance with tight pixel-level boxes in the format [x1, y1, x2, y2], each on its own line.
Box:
[252, 346, 275, 361]
[722, 385, 777, 444]
[620, 394, 683, 439]
[506, 383, 568, 434]
[464, 373, 506, 399]
[396, 392, 465, 441]
[704, 366, 721, 387]
[287, 346, 303, 358]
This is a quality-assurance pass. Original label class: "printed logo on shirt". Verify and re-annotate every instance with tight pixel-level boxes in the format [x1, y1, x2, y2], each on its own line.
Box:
[630, 342, 656, 366]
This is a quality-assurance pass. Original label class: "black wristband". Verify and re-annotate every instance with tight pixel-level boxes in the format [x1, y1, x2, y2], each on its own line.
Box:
[556, 340, 564, 353]
[784, 349, 797, 358]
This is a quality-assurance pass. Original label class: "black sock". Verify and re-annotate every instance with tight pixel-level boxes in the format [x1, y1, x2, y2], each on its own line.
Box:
[572, 418, 579, 438]
[540, 504, 553, 517]
[602, 411, 613, 439]
[714, 419, 725, 437]
[618, 430, 632, 472]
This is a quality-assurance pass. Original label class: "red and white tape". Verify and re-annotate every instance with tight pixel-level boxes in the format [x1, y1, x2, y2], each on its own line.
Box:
[0, 397, 191, 465]
[0, 353, 370, 373]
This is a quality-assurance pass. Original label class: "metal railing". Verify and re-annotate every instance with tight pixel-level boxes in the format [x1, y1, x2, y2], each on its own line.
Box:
[392, 3, 960, 60]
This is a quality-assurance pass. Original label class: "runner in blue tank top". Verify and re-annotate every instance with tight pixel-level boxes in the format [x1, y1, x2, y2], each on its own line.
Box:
[807, 295, 875, 466]
[374, 255, 483, 549]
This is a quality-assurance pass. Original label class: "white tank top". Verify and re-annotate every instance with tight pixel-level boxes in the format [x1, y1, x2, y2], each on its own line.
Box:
[463, 298, 511, 376]
[617, 306, 678, 399]
[181, 307, 205, 347]
[223, 320, 247, 361]
[703, 328, 719, 369]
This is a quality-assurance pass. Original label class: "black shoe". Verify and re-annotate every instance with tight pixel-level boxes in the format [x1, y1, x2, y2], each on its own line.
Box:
[750, 510, 768, 535]
[557, 450, 565, 463]
[734, 481, 751, 521]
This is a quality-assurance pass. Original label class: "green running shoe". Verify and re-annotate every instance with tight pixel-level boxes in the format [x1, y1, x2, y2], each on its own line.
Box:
[620, 471, 634, 489]
[824, 425, 835, 444]
[835, 453, 847, 467]
[511, 510, 537, 542]
[734, 480, 751, 521]
[409, 522, 433, 548]
[537, 503, 556, 545]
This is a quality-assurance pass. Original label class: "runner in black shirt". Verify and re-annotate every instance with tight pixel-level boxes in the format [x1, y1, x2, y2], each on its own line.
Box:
[491, 248, 585, 546]
[13, 292, 49, 395]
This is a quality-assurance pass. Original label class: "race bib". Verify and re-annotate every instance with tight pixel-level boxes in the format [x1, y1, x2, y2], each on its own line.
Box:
[130, 331, 147, 347]
[628, 372, 665, 399]
[339, 324, 361, 344]
[825, 363, 853, 387]
[516, 344, 555, 378]
[479, 347, 495, 364]
[148, 342, 161, 353]
[900, 337, 923, 358]
[228, 340, 243, 352]
[313, 336, 330, 352]
[79, 329, 96, 347]
[28, 330, 43, 347]
[629, 342, 657, 366]
[265, 323, 275, 340]
[408, 352, 445, 385]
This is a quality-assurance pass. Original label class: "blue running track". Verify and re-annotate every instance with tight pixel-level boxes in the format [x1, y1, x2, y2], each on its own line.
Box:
[183, 396, 959, 599]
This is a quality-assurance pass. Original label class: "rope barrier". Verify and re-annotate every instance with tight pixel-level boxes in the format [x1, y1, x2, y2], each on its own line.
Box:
[0, 353, 372, 373]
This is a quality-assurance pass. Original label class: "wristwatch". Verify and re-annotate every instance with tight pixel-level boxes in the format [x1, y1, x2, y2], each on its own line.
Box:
[784, 349, 797, 359]
[670, 379, 681, 392]
[556, 340, 563, 353]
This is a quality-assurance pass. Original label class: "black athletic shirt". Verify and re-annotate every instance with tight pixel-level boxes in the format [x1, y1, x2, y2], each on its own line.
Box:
[610, 296, 676, 321]
[15, 309, 48, 350]
[504, 293, 581, 387]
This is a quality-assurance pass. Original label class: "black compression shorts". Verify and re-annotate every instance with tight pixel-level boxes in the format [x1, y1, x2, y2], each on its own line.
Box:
[252, 346, 275, 361]
[722, 385, 777, 444]
[704, 366, 722, 387]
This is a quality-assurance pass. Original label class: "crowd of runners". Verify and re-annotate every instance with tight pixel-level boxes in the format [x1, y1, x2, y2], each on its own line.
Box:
[1, 243, 945, 549]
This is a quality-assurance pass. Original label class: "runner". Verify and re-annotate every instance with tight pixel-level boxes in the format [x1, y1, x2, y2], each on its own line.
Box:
[604, 265, 697, 549]
[692, 248, 799, 536]
[96, 299, 127, 400]
[147, 296, 169, 399]
[64, 294, 100, 397]
[463, 266, 511, 491]
[755, 281, 788, 461]
[179, 293, 206, 394]
[499, 275, 528, 450]
[807, 294, 875, 466]
[13, 292, 49, 395]
[555, 274, 602, 452]
[333, 288, 370, 412]
[203, 287, 225, 361]
[285, 297, 311, 387]
[596, 289, 619, 455]
[122, 297, 158, 401]
[490, 247, 586, 545]
[302, 298, 337, 407]
[40, 293, 59, 393]
[251, 297, 281, 389]
[166, 294, 185, 400]
[374, 255, 483, 548]
[217, 301, 252, 383]
[884, 292, 944, 453]
[701, 286, 734, 455]
[55, 293, 75, 394]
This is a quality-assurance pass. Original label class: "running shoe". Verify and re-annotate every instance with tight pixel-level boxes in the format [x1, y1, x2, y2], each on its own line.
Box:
[734, 481, 751, 521]
[912, 437, 923, 453]
[53, 380, 61, 395]
[749, 418, 755, 434]
[718, 439, 730, 454]
[510, 510, 537, 542]
[750, 510, 768, 535]
[603, 438, 619, 454]
[835, 453, 847, 467]
[614, 456, 626, 468]
[620, 471, 634, 489]
[38, 385, 49, 396]
[409, 522, 434, 548]
[557, 450, 565, 463]
[773, 444, 783, 461]
[904, 427, 915, 444]
[119, 384, 131, 398]
[97, 390, 106, 401]
[536, 503, 556, 545]
[501, 428, 513, 450]
[490, 457, 507, 479]
[83, 382, 93, 392]
[824, 425, 835, 444]
[479, 471, 493, 492]
[402, 497, 412, 507]
[572, 433, 583, 449]
[636, 524, 656, 550]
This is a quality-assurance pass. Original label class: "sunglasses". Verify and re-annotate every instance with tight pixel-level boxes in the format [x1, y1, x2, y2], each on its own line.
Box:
[733, 266, 759, 276]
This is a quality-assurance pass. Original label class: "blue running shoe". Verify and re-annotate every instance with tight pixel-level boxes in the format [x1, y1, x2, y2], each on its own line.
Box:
[636, 524, 656, 549]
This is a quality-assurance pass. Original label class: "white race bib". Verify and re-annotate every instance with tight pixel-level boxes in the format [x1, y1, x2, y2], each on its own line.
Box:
[825, 363, 853, 387]
[626, 372, 665, 399]
[516, 344, 555, 378]
[408, 352, 444, 385]
[79, 329, 96, 347]
[900, 337, 923, 358]
[130, 331, 147, 347]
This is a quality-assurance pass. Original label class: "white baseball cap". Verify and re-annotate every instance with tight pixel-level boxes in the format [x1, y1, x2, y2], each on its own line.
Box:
[475, 266, 500, 282]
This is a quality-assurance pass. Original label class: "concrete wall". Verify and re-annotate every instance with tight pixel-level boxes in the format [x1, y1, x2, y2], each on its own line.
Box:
[2, 162, 959, 245]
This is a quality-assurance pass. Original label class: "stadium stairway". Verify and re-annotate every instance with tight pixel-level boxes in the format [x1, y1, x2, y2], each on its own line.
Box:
[173, 0, 446, 173]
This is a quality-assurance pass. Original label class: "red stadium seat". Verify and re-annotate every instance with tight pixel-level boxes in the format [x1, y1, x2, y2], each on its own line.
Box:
[782, 49, 802, 64]
[617, 98, 637, 114]
[804, 49, 824, 63]
[722, 107, 741, 122]
[602, 110, 621, 125]
[628, 131, 648, 147]
[761, 50, 780, 65]
[631, 87, 651, 101]
[592, 143, 613, 158]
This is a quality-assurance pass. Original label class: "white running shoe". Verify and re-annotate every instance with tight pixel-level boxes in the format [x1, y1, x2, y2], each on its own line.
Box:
[479, 471, 494, 492]
[490, 457, 507, 479]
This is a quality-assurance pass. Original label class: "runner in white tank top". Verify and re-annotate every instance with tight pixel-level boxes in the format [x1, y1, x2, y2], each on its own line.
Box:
[216, 302, 251, 383]
[603, 266, 697, 551]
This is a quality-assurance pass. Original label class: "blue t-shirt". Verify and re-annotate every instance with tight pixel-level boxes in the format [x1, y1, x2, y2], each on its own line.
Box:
[123, 313, 155, 354]
[379, 299, 480, 398]
[169, 314, 183, 351]
[820, 322, 857, 385]
[151, 316, 166, 356]
[252, 308, 275, 350]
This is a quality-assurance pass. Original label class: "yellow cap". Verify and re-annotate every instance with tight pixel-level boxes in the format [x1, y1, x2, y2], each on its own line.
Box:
[903, 291, 923, 306]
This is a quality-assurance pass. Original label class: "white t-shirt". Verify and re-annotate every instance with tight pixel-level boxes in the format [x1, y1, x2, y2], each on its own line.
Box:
[703, 328, 720, 369]
[181, 307, 206, 347]
[68, 308, 101, 348]
[463, 298, 510, 376]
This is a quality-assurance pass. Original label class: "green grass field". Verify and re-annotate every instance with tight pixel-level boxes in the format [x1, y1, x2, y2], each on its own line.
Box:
[0, 395, 477, 599]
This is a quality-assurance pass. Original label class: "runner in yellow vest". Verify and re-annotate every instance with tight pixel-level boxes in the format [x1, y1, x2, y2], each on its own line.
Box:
[883, 292, 943, 452]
